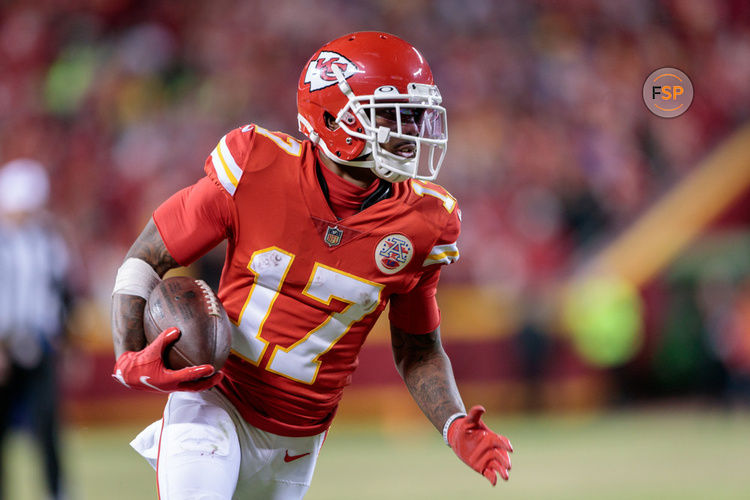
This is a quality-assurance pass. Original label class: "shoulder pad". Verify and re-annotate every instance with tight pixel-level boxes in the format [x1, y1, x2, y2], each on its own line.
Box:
[408, 180, 462, 267]
[410, 179, 458, 214]
[205, 124, 305, 197]
[205, 126, 252, 196]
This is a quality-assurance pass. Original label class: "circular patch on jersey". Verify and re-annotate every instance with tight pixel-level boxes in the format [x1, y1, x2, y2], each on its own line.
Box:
[374, 234, 414, 275]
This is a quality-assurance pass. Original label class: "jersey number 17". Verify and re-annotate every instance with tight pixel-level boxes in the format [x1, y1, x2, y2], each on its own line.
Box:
[232, 247, 384, 385]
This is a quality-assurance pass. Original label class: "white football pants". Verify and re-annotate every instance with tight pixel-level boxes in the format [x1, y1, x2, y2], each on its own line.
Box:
[130, 389, 326, 499]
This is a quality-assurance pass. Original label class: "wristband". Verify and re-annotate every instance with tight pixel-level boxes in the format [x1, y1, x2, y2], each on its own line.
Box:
[442, 411, 467, 446]
[112, 257, 161, 300]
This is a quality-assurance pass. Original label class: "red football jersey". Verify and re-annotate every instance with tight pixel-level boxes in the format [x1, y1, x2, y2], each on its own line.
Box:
[153, 124, 461, 436]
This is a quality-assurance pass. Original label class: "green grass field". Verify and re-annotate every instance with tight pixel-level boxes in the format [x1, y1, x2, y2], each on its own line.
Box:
[5, 407, 750, 499]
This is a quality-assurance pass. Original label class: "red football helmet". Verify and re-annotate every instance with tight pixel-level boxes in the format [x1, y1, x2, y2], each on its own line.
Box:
[297, 32, 447, 182]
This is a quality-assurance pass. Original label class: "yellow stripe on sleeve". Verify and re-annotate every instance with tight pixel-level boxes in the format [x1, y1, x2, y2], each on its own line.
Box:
[216, 142, 239, 187]
[210, 135, 244, 196]
[423, 243, 460, 266]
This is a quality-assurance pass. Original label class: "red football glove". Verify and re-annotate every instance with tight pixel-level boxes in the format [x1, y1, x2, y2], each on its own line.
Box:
[112, 327, 222, 393]
[447, 405, 513, 485]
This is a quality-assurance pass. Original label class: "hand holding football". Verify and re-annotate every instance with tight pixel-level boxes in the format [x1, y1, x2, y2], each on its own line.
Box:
[143, 277, 232, 371]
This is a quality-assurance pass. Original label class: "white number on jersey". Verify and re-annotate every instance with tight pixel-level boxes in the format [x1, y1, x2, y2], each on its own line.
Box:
[234, 248, 384, 384]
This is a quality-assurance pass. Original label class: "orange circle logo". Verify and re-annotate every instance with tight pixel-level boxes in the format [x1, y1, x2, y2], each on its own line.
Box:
[643, 67, 693, 118]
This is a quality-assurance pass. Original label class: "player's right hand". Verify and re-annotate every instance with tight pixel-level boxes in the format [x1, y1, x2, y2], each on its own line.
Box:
[112, 327, 222, 393]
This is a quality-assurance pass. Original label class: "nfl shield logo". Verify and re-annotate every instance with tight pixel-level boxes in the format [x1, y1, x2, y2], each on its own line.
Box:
[324, 225, 343, 247]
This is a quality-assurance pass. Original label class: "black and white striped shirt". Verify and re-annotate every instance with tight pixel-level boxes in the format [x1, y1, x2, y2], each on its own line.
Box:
[0, 217, 70, 365]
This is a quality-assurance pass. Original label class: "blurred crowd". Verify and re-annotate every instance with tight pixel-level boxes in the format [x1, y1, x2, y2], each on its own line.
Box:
[1, 0, 750, 400]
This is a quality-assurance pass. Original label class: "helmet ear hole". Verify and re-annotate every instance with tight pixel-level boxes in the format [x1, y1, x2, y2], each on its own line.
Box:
[323, 112, 339, 131]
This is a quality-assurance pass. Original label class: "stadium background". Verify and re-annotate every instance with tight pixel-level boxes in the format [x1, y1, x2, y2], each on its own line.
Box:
[2, 0, 750, 498]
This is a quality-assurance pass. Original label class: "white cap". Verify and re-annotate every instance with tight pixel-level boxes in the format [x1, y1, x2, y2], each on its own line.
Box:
[0, 158, 50, 215]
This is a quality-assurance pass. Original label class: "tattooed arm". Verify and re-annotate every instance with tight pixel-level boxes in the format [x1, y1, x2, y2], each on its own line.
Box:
[390, 324, 465, 432]
[391, 323, 513, 484]
[111, 218, 179, 359]
[110, 218, 220, 392]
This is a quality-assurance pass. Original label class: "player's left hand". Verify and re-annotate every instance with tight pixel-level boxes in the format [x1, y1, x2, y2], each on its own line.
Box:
[447, 405, 513, 485]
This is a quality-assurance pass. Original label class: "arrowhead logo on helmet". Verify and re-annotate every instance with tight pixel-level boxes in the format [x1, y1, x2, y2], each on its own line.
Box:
[304, 51, 359, 91]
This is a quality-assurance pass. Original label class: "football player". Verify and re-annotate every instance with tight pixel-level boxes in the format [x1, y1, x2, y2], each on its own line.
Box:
[111, 31, 513, 499]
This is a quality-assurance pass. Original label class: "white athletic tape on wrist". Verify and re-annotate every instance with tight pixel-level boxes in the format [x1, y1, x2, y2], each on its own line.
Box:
[442, 411, 467, 446]
[112, 257, 161, 300]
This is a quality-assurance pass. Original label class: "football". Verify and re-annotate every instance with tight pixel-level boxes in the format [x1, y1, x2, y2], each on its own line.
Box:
[143, 276, 232, 371]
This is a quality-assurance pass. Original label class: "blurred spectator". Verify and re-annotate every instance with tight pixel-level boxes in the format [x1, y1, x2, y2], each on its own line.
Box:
[0, 0, 745, 292]
[698, 266, 750, 406]
[0, 159, 77, 500]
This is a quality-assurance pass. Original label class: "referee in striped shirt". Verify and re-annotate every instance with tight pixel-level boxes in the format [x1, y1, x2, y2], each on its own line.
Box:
[0, 159, 73, 500]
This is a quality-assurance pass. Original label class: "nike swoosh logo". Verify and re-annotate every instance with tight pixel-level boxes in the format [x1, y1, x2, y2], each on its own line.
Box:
[284, 451, 311, 463]
[112, 369, 131, 388]
[140, 375, 167, 392]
